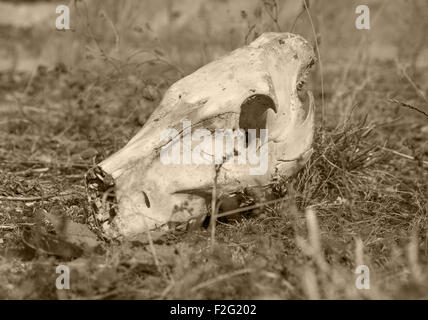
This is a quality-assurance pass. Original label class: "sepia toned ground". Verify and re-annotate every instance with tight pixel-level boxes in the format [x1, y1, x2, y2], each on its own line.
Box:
[0, 0, 427, 299]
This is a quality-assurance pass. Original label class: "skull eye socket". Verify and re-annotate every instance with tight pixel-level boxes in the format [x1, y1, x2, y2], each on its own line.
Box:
[239, 94, 276, 145]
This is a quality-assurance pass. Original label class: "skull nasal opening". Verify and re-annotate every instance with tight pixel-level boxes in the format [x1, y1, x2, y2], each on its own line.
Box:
[239, 94, 276, 145]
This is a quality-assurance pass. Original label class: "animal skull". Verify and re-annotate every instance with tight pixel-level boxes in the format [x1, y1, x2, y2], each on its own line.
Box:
[86, 33, 316, 238]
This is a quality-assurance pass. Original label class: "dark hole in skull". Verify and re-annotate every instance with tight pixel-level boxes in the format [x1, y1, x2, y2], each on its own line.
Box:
[142, 191, 151, 208]
[239, 94, 276, 146]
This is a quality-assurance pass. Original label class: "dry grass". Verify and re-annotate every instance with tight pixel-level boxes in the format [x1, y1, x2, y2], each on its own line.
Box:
[0, 0, 427, 299]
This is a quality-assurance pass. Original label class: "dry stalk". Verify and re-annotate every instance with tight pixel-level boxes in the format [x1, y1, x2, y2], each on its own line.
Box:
[210, 164, 221, 249]
[388, 99, 428, 119]
[302, 0, 325, 126]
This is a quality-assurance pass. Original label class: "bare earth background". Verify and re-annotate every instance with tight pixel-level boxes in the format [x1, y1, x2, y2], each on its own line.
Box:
[0, 0, 427, 299]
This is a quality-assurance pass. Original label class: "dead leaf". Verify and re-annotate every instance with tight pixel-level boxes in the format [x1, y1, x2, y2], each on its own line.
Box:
[42, 210, 100, 250]
[80, 148, 99, 160]
[22, 227, 83, 259]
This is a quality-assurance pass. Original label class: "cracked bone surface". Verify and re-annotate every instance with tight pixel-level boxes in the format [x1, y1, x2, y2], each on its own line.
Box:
[88, 32, 316, 238]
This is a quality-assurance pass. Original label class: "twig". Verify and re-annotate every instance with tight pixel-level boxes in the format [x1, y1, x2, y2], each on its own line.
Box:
[126, 48, 159, 61]
[134, 57, 184, 77]
[99, 10, 120, 53]
[145, 225, 161, 274]
[244, 24, 256, 45]
[159, 281, 175, 300]
[0, 193, 73, 202]
[0, 223, 35, 230]
[375, 145, 428, 166]
[289, 1, 306, 32]
[388, 99, 428, 119]
[210, 164, 221, 249]
[74, 0, 121, 73]
[396, 62, 428, 104]
[0, 225, 16, 230]
[262, 0, 282, 32]
[303, 0, 325, 126]
[0, 159, 90, 169]
[0, 196, 48, 202]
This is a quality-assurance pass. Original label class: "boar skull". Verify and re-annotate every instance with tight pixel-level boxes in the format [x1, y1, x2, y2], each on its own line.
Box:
[86, 32, 316, 238]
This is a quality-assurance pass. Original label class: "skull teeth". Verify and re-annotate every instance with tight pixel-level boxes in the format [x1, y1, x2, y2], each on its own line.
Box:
[85, 166, 118, 236]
